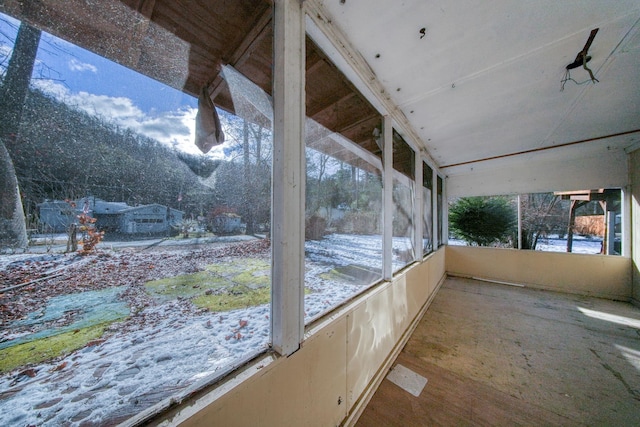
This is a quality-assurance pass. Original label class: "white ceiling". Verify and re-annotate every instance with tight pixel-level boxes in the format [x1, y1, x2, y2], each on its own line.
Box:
[315, 0, 640, 188]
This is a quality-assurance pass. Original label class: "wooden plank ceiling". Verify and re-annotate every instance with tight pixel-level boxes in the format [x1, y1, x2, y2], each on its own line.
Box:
[1, 0, 393, 170]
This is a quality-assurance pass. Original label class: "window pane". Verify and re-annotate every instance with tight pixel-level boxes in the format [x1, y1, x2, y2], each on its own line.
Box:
[304, 37, 383, 322]
[447, 189, 622, 255]
[437, 175, 444, 246]
[393, 174, 415, 271]
[523, 189, 621, 255]
[448, 196, 516, 247]
[390, 131, 416, 270]
[305, 120, 383, 322]
[0, 5, 272, 424]
[423, 163, 433, 254]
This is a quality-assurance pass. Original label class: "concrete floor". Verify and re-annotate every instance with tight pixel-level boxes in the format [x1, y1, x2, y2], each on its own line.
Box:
[357, 277, 640, 426]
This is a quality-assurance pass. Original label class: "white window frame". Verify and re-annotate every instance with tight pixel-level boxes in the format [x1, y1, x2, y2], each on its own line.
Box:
[271, 0, 305, 356]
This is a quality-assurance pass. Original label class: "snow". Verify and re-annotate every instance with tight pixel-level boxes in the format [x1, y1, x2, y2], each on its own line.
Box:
[0, 232, 611, 425]
[305, 233, 414, 272]
[305, 233, 382, 270]
[0, 234, 384, 425]
[533, 235, 604, 254]
[0, 302, 271, 426]
[448, 235, 604, 254]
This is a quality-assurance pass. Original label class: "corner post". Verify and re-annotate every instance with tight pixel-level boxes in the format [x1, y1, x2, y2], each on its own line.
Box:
[382, 116, 393, 280]
[271, 0, 305, 355]
[414, 155, 423, 260]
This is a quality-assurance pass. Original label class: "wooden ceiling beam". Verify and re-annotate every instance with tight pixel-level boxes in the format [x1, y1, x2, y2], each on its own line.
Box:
[209, 6, 272, 99]
[306, 55, 326, 74]
[225, 7, 272, 67]
[336, 114, 380, 136]
[308, 91, 356, 118]
[135, 0, 156, 18]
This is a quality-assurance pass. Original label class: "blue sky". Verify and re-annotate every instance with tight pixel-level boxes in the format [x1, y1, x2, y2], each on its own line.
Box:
[0, 12, 226, 157]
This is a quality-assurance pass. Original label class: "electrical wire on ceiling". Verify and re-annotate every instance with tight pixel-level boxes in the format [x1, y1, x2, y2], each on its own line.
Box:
[561, 28, 600, 91]
[561, 68, 596, 91]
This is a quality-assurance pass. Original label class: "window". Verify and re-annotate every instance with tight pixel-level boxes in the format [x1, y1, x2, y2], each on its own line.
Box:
[305, 121, 383, 321]
[392, 131, 416, 271]
[0, 4, 273, 424]
[448, 189, 623, 255]
[525, 189, 622, 255]
[303, 37, 384, 321]
[437, 175, 444, 247]
[423, 162, 433, 255]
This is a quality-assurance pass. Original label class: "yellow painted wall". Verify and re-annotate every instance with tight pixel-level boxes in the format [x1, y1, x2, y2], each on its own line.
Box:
[446, 245, 631, 300]
[157, 248, 446, 426]
[631, 149, 640, 305]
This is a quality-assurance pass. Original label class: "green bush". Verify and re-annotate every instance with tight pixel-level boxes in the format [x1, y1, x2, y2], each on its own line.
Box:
[449, 197, 516, 246]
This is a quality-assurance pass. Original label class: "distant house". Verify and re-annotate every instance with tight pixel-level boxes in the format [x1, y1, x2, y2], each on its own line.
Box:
[37, 200, 82, 233]
[109, 204, 183, 235]
[210, 212, 246, 235]
[38, 198, 183, 236]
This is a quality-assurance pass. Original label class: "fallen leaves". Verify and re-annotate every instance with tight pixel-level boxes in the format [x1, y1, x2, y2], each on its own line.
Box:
[10, 368, 39, 386]
[224, 318, 250, 341]
[85, 339, 106, 347]
[20, 368, 37, 378]
[50, 362, 67, 372]
[1, 239, 270, 325]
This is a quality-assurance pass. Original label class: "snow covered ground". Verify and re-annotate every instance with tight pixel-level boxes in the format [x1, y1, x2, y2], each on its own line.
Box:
[1, 232, 607, 425]
[0, 233, 411, 426]
[448, 234, 605, 254]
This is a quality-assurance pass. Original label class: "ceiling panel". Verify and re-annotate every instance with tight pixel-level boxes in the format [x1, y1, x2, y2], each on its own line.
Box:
[318, 0, 640, 183]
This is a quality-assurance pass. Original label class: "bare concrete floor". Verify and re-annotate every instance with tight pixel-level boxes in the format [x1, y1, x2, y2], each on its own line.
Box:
[357, 277, 640, 426]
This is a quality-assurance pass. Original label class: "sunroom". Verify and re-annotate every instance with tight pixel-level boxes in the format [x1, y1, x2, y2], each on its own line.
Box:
[0, 1, 638, 425]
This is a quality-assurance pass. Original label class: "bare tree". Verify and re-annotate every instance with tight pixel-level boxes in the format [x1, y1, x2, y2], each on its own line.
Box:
[519, 193, 567, 250]
[0, 21, 41, 249]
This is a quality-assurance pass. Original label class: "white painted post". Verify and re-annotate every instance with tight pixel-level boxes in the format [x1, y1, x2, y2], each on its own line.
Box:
[441, 176, 448, 245]
[382, 116, 393, 281]
[414, 156, 423, 260]
[517, 194, 522, 249]
[271, 0, 305, 356]
[432, 169, 438, 248]
[622, 187, 631, 257]
[607, 209, 616, 255]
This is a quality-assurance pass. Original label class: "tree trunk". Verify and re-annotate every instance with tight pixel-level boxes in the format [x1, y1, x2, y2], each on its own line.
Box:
[242, 120, 254, 235]
[0, 22, 41, 250]
[0, 142, 28, 249]
[1, 22, 41, 143]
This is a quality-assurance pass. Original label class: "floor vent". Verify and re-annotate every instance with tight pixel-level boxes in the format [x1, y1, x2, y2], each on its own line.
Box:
[386, 364, 427, 397]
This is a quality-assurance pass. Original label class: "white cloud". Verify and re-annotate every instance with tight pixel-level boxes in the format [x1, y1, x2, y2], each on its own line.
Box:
[68, 58, 97, 73]
[32, 79, 206, 155]
[0, 44, 12, 58]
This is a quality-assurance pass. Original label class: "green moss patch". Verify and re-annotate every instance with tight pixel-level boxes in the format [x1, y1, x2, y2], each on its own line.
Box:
[145, 257, 273, 312]
[193, 285, 271, 311]
[0, 324, 106, 374]
[204, 258, 271, 288]
[145, 270, 228, 299]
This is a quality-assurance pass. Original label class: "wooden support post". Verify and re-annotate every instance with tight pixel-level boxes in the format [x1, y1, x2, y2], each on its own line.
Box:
[622, 187, 631, 257]
[432, 169, 438, 249]
[414, 155, 423, 260]
[566, 200, 577, 253]
[382, 115, 393, 281]
[441, 176, 448, 245]
[606, 208, 616, 255]
[517, 194, 523, 250]
[599, 201, 608, 255]
[271, 0, 305, 356]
